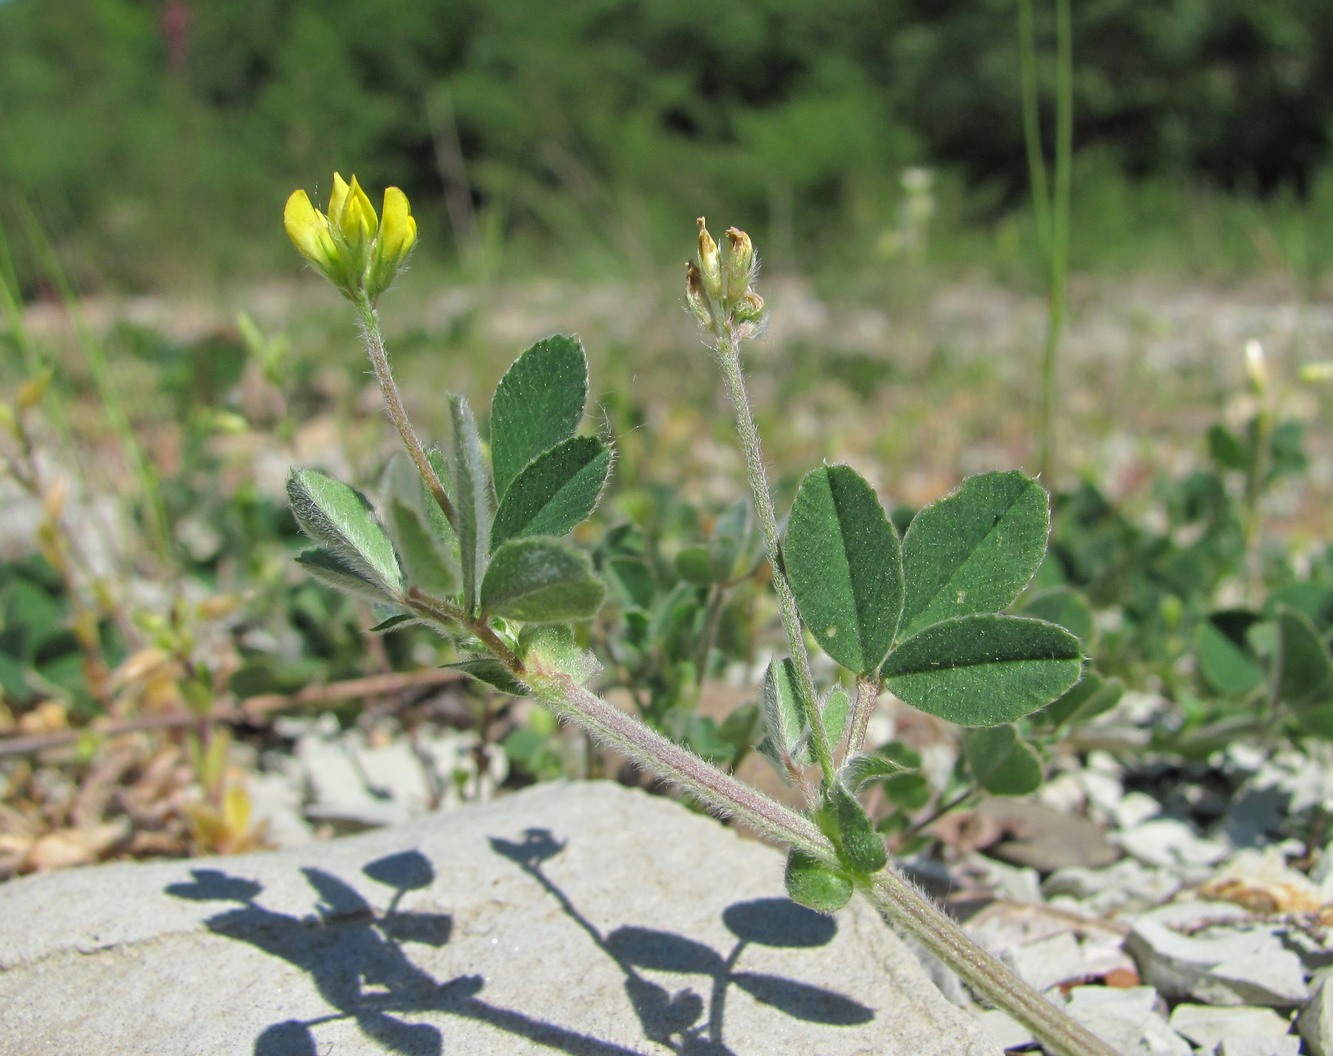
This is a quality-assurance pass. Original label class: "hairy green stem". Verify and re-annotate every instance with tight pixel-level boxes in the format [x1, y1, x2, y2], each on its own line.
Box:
[329, 215, 1118, 1056]
[530, 669, 830, 851]
[404, 587, 523, 673]
[715, 330, 835, 787]
[355, 298, 459, 529]
[847, 675, 881, 758]
[866, 870, 1121, 1056]
[525, 667, 1121, 1056]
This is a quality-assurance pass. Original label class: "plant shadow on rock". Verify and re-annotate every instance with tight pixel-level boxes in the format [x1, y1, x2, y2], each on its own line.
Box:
[167, 850, 634, 1056]
[165, 834, 871, 1055]
[491, 828, 873, 1054]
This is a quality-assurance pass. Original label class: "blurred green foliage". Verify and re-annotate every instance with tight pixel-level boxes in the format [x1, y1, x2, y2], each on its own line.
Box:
[4, 0, 1333, 290]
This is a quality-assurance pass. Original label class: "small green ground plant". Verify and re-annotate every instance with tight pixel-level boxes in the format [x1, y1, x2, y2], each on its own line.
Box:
[1045, 341, 1333, 762]
[281, 173, 1123, 1055]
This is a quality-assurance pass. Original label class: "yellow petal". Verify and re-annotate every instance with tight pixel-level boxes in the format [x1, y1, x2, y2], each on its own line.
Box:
[365, 186, 418, 302]
[378, 187, 417, 262]
[328, 173, 350, 220]
[337, 175, 378, 246]
[283, 190, 335, 265]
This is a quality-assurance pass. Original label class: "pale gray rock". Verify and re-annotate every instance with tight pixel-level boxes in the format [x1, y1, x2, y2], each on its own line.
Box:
[1219, 1039, 1301, 1056]
[1283, 927, 1333, 974]
[244, 766, 313, 847]
[1218, 786, 1290, 849]
[1043, 857, 1182, 917]
[990, 926, 1135, 995]
[1079, 933, 1142, 981]
[1064, 985, 1192, 1056]
[1258, 744, 1333, 818]
[1071, 691, 1161, 752]
[1109, 791, 1165, 832]
[296, 724, 504, 833]
[1312, 841, 1333, 901]
[1168, 1004, 1296, 1053]
[1051, 752, 1162, 832]
[1223, 743, 1270, 778]
[975, 1009, 1035, 1051]
[965, 851, 1044, 903]
[1298, 973, 1333, 1056]
[1009, 930, 1086, 991]
[1125, 901, 1309, 1008]
[0, 780, 999, 1056]
[1115, 818, 1230, 874]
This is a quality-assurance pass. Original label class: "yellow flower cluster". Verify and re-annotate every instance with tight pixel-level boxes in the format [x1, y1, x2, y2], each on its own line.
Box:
[686, 218, 766, 341]
[284, 174, 416, 303]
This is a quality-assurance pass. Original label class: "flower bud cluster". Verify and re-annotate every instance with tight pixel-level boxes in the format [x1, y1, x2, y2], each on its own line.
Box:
[284, 173, 417, 304]
[686, 218, 767, 342]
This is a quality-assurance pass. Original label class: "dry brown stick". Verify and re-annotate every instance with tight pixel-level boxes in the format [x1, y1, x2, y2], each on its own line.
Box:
[0, 668, 465, 759]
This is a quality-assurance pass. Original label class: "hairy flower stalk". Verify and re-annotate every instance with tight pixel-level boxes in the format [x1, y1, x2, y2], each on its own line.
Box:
[688, 219, 834, 789]
[354, 299, 457, 529]
[285, 175, 455, 528]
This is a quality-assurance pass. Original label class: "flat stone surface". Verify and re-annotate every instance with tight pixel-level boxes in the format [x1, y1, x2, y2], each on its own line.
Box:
[1115, 818, 1230, 874]
[0, 780, 997, 1056]
[1125, 901, 1310, 1008]
[1064, 985, 1191, 1056]
[1009, 931, 1087, 991]
[1043, 858, 1182, 917]
[1298, 974, 1333, 1056]
[1168, 1004, 1296, 1050]
[976, 798, 1119, 873]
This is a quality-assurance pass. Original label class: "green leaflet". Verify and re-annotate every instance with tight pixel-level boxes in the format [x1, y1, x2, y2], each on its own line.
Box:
[1195, 611, 1266, 698]
[287, 469, 402, 594]
[899, 470, 1049, 639]
[1277, 608, 1333, 710]
[964, 725, 1043, 795]
[784, 849, 852, 913]
[840, 751, 911, 793]
[490, 334, 588, 501]
[447, 657, 530, 696]
[480, 537, 605, 622]
[381, 453, 459, 596]
[760, 657, 806, 759]
[883, 613, 1083, 726]
[295, 547, 397, 603]
[1020, 586, 1094, 643]
[491, 435, 612, 549]
[785, 465, 903, 675]
[817, 783, 887, 874]
[1038, 671, 1124, 730]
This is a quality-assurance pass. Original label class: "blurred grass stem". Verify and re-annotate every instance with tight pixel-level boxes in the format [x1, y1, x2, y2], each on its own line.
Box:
[1019, 0, 1073, 481]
